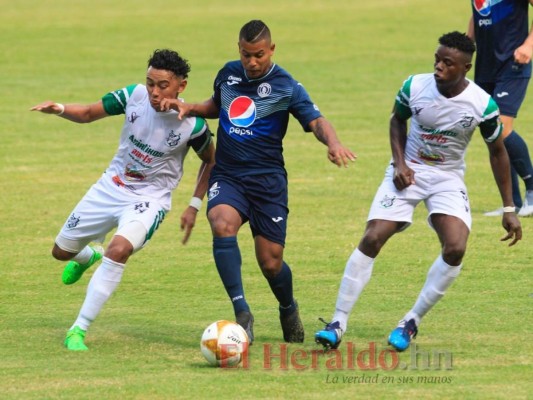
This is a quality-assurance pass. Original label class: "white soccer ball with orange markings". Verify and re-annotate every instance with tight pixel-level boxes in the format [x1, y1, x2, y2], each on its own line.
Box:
[200, 320, 249, 367]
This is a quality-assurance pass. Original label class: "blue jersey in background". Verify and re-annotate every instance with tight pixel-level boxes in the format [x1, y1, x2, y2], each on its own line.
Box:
[471, 0, 531, 82]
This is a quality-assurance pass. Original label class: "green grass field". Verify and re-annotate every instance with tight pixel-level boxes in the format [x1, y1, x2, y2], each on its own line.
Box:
[1, 0, 532, 398]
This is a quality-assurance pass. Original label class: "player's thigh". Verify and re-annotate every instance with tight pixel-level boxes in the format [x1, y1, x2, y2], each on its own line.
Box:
[117, 199, 166, 253]
[431, 213, 469, 248]
[246, 174, 288, 247]
[425, 187, 472, 233]
[55, 185, 118, 253]
[367, 174, 420, 230]
[207, 179, 249, 219]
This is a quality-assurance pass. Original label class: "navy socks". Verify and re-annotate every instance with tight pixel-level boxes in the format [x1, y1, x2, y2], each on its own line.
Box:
[267, 261, 296, 316]
[504, 131, 533, 206]
[213, 237, 249, 315]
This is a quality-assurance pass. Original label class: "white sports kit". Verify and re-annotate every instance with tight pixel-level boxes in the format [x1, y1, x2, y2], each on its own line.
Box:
[368, 74, 501, 229]
[56, 84, 211, 253]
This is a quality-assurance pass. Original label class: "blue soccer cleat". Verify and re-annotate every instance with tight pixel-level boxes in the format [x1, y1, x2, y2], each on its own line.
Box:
[315, 318, 343, 350]
[388, 318, 418, 352]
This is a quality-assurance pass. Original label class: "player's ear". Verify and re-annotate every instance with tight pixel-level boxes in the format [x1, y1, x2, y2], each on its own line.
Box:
[465, 62, 472, 73]
[177, 79, 187, 95]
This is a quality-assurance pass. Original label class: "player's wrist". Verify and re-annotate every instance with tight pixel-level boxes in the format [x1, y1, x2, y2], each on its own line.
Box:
[502, 206, 516, 213]
[189, 196, 203, 211]
[56, 103, 65, 116]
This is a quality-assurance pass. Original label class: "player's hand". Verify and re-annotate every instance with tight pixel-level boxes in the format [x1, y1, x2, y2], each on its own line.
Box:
[180, 207, 198, 244]
[514, 41, 533, 64]
[176, 102, 194, 121]
[327, 144, 357, 167]
[500, 213, 522, 246]
[159, 98, 183, 113]
[30, 101, 63, 115]
[392, 163, 415, 190]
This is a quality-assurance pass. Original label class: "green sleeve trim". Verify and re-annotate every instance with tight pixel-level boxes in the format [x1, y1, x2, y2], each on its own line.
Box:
[191, 117, 207, 136]
[101, 84, 138, 115]
[479, 98, 501, 142]
[394, 75, 413, 120]
[483, 97, 499, 119]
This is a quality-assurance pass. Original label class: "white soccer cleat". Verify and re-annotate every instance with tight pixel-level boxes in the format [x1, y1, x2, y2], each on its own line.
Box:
[483, 207, 504, 217]
[518, 198, 533, 217]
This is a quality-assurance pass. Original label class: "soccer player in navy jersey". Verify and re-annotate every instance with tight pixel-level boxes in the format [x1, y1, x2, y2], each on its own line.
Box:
[177, 20, 356, 343]
[468, 0, 533, 217]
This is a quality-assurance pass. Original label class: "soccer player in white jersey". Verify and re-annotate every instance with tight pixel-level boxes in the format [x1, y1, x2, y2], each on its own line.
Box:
[315, 32, 522, 352]
[31, 49, 215, 351]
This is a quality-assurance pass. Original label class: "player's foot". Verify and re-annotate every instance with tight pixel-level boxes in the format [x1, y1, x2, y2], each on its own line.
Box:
[62, 245, 104, 285]
[315, 318, 343, 350]
[388, 318, 418, 352]
[518, 196, 533, 217]
[64, 326, 88, 351]
[280, 300, 304, 343]
[236, 310, 254, 345]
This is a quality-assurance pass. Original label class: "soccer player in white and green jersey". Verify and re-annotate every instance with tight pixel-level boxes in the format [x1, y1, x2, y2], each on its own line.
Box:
[31, 49, 215, 351]
[315, 32, 522, 352]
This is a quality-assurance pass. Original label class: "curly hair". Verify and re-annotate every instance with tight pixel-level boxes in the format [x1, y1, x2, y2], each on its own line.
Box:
[438, 31, 476, 56]
[148, 49, 191, 79]
[239, 20, 271, 43]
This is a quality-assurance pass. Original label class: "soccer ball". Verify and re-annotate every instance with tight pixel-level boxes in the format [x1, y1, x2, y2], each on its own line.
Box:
[200, 320, 249, 367]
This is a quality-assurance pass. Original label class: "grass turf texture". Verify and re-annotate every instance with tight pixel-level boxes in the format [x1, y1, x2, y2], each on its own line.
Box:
[1, 0, 532, 398]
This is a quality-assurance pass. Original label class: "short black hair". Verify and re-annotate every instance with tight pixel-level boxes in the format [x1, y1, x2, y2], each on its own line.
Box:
[239, 20, 271, 43]
[438, 31, 476, 56]
[148, 49, 190, 79]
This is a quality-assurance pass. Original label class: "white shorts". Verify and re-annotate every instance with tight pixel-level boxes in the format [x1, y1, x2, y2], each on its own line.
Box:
[367, 162, 472, 231]
[55, 175, 166, 253]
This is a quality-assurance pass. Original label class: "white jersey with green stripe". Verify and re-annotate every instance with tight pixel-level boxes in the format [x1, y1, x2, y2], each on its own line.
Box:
[395, 73, 501, 176]
[100, 84, 210, 209]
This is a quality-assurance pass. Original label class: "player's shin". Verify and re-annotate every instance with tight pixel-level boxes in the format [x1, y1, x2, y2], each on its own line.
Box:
[332, 248, 374, 332]
[213, 237, 249, 314]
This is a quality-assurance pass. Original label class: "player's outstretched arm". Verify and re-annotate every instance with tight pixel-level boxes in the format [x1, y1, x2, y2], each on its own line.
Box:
[308, 117, 356, 167]
[486, 137, 522, 246]
[30, 100, 108, 123]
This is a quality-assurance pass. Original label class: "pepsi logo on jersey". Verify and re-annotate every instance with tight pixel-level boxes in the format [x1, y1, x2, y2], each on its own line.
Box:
[473, 0, 490, 17]
[229, 96, 256, 127]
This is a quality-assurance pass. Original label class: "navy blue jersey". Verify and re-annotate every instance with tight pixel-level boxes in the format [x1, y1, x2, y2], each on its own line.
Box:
[211, 61, 322, 178]
[471, 0, 531, 82]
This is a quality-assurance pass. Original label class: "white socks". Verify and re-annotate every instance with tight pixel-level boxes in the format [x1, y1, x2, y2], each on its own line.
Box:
[332, 248, 375, 333]
[71, 257, 125, 331]
[403, 255, 462, 326]
[71, 245, 94, 265]
[330, 251, 462, 333]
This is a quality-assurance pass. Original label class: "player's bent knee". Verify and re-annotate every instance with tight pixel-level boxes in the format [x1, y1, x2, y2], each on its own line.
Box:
[53, 237, 88, 260]
[258, 259, 283, 279]
[51, 245, 73, 261]
[111, 220, 148, 261]
[442, 245, 466, 266]
[359, 232, 388, 255]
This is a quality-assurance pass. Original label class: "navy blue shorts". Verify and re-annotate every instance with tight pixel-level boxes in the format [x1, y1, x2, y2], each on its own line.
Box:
[477, 61, 531, 118]
[206, 174, 289, 246]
